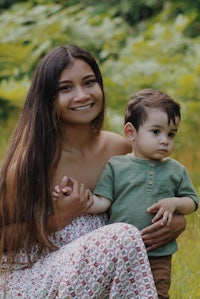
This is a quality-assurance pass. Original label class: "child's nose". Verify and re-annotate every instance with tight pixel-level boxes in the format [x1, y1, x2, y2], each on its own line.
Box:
[160, 134, 168, 144]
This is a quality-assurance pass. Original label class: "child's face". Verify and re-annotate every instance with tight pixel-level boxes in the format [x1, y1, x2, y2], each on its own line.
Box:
[56, 58, 103, 126]
[133, 108, 180, 161]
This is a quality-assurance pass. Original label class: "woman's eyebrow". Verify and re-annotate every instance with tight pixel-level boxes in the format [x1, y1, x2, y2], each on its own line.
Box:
[58, 73, 96, 84]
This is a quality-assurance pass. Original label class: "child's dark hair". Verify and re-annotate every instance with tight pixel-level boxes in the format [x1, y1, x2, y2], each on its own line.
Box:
[125, 88, 181, 131]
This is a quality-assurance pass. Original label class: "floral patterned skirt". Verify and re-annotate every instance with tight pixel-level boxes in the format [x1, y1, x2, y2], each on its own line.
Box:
[0, 214, 158, 299]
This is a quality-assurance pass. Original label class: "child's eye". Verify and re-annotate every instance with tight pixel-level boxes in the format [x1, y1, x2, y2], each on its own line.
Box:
[152, 129, 160, 135]
[168, 132, 175, 138]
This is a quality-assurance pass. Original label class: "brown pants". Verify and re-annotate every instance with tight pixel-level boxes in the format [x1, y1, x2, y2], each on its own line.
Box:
[149, 255, 172, 299]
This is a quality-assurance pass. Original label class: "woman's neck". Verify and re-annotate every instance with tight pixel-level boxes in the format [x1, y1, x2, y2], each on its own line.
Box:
[61, 123, 99, 154]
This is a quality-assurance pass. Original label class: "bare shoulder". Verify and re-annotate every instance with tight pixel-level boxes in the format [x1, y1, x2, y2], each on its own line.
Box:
[101, 131, 131, 156]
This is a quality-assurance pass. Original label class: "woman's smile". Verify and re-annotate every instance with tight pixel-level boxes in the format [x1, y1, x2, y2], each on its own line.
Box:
[71, 103, 94, 111]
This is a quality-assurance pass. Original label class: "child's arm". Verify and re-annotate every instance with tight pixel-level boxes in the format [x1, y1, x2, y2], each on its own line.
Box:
[148, 197, 196, 226]
[52, 178, 111, 215]
[87, 194, 111, 214]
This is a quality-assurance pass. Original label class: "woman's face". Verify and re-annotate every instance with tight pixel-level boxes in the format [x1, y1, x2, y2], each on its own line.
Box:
[56, 58, 103, 126]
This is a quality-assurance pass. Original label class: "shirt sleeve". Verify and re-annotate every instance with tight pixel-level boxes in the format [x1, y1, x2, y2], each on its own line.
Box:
[176, 167, 199, 210]
[93, 161, 114, 202]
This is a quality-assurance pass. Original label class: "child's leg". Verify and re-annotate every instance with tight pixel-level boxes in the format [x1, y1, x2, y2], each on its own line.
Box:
[149, 255, 172, 299]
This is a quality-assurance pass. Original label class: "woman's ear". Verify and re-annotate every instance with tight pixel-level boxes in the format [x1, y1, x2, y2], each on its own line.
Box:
[124, 122, 137, 141]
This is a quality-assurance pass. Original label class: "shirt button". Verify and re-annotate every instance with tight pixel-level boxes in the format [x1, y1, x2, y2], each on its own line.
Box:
[148, 180, 153, 185]
[149, 171, 153, 175]
[149, 163, 154, 167]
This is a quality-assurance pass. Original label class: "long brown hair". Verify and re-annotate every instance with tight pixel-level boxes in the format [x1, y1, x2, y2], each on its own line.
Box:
[0, 45, 105, 264]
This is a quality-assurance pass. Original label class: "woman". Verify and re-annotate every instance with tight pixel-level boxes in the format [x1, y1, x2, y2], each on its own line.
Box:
[0, 45, 184, 298]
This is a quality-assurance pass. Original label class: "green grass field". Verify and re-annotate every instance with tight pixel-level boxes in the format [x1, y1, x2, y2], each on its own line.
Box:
[170, 212, 200, 299]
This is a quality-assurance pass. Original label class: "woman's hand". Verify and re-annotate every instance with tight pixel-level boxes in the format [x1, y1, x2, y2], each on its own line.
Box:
[141, 214, 186, 252]
[52, 176, 93, 229]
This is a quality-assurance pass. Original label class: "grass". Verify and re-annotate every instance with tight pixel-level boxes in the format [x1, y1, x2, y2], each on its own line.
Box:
[170, 212, 200, 298]
[0, 115, 18, 164]
[170, 136, 200, 299]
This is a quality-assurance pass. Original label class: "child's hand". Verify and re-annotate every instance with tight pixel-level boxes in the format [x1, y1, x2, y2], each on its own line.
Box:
[147, 198, 177, 226]
[52, 180, 72, 202]
[52, 176, 94, 227]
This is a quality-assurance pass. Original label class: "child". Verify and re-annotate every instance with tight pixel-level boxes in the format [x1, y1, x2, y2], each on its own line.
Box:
[90, 88, 199, 299]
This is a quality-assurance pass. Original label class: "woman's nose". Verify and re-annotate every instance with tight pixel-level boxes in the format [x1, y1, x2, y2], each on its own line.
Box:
[73, 87, 89, 101]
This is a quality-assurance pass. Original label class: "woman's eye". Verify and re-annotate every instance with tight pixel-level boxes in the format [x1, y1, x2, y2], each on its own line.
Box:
[59, 85, 71, 92]
[85, 79, 96, 86]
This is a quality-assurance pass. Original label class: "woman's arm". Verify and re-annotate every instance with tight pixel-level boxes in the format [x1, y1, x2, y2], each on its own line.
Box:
[141, 214, 186, 252]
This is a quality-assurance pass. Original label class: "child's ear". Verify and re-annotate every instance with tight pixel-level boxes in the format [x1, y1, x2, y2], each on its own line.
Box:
[124, 122, 137, 141]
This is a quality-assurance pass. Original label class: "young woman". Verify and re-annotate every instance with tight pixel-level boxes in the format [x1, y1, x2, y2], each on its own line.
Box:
[0, 45, 184, 298]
